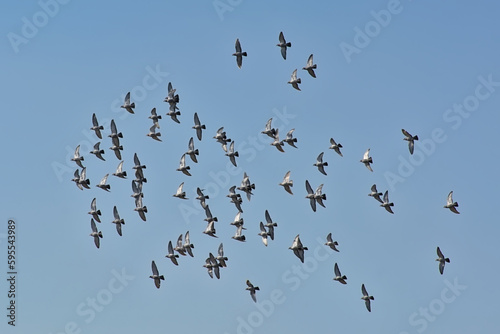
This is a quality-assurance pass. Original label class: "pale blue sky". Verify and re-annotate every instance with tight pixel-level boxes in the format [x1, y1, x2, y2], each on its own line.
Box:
[1, 1, 499, 333]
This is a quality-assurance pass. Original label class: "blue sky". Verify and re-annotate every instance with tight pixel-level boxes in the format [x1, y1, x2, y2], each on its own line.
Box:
[1, 0, 500, 333]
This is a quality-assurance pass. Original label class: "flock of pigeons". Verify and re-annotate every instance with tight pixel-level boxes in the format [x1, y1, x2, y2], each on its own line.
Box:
[71, 31, 459, 311]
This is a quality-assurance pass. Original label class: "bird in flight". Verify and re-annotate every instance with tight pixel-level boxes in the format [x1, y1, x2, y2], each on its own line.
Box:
[232, 38, 247, 69]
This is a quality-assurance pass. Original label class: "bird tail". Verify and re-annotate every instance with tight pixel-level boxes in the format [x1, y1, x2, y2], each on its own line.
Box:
[297, 78, 302, 84]
[213, 218, 218, 222]
[251, 184, 256, 190]
[414, 135, 419, 140]
[144, 206, 148, 213]
[194, 149, 199, 155]
[234, 152, 239, 157]
[174, 95, 179, 103]
[286, 42, 291, 47]
[322, 194, 326, 200]
[205, 195, 209, 199]
[255, 287, 260, 290]
[118, 132, 123, 138]
[454, 202, 459, 207]
[303, 247, 308, 250]
[96, 210, 101, 215]
[368, 157, 373, 163]
[370, 296, 374, 300]
[202, 125, 206, 129]
[342, 275, 347, 280]
[176, 111, 181, 115]
[312, 64, 317, 69]
[293, 138, 297, 142]
[389, 203, 394, 207]
[130, 103, 135, 108]
[86, 180, 90, 185]
[98, 232, 103, 238]
[242, 52, 247, 56]
[323, 162, 328, 166]
[190, 244, 194, 248]
[159, 275, 165, 280]
[445, 258, 450, 263]
[333, 241, 338, 245]
[241, 235, 246, 241]
[338, 143, 343, 148]
[122, 171, 127, 176]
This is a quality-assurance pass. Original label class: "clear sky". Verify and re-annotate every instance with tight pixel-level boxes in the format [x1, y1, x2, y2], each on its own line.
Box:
[1, 1, 499, 333]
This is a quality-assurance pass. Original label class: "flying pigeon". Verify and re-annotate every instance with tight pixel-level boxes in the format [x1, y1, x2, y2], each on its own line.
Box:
[227, 186, 244, 212]
[96, 174, 110, 192]
[279, 171, 294, 195]
[89, 218, 103, 249]
[333, 263, 347, 284]
[368, 184, 383, 203]
[436, 246, 451, 275]
[111, 206, 125, 236]
[325, 233, 339, 252]
[149, 260, 164, 289]
[204, 205, 218, 224]
[131, 180, 143, 201]
[149, 107, 162, 128]
[72, 169, 83, 190]
[133, 153, 146, 170]
[280, 128, 298, 148]
[196, 187, 209, 208]
[305, 180, 317, 212]
[165, 240, 179, 266]
[361, 284, 374, 312]
[146, 125, 162, 142]
[402, 129, 419, 155]
[109, 136, 123, 160]
[237, 172, 255, 201]
[232, 225, 246, 242]
[313, 152, 328, 175]
[360, 148, 373, 172]
[289, 234, 307, 263]
[173, 235, 186, 256]
[202, 221, 217, 238]
[193, 112, 206, 141]
[134, 167, 147, 184]
[232, 38, 247, 69]
[264, 210, 277, 241]
[225, 141, 239, 167]
[173, 182, 188, 199]
[112, 161, 127, 179]
[270, 128, 285, 152]
[258, 222, 269, 246]
[261, 118, 277, 138]
[214, 127, 231, 152]
[166, 104, 181, 124]
[186, 137, 199, 163]
[277, 31, 291, 60]
[183, 231, 195, 257]
[203, 253, 221, 279]
[444, 191, 459, 214]
[246, 280, 260, 302]
[177, 154, 191, 176]
[91, 113, 104, 139]
[134, 197, 147, 222]
[314, 184, 327, 209]
[287, 69, 301, 91]
[120, 92, 135, 114]
[108, 119, 123, 139]
[90, 142, 105, 161]
[164, 82, 180, 106]
[380, 190, 394, 214]
[216, 243, 228, 267]
[302, 54, 317, 78]
[329, 138, 343, 157]
[78, 167, 90, 189]
[230, 212, 246, 230]
[88, 197, 101, 223]
[71, 145, 85, 168]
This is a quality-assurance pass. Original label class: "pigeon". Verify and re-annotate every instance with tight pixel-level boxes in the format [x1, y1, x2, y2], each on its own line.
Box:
[89, 218, 103, 249]
[131, 180, 143, 201]
[166, 104, 181, 124]
[368, 184, 383, 203]
[173, 182, 188, 199]
[134, 167, 147, 184]
[149, 260, 164, 289]
[96, 174, 110, 192]
[111, 206, 125, 236]
[231, 225, 246, 242]
[280, 128, 298, 148]
[192, 112, 206, 141]
[329, 138, 343, 157]
[237, 172, 255, 201]
[174, 234, 187, 256]
[214, 127, 231, 152]
[289, 234, 307, 263]
[270, 128, 285, 152]
[186, 137, 199, 163]
[134, 197, 147, 221]
[279, 171, 294, 195]
[78, 167, 90, 189]
[227, 186, 244, 212]
[109, 136, 123, 160]
[203, 205, 218, 223]
[149, 107, 162, 128]
[258, 222, 268, 246]
[120, 92, 135, 114]
[146, 125, 162, 142]
[176, 154, 192, 176]
[246, 280, 260, 302]
[133, 153, 146, 170]
[230, 212, 246, 230]
[90, 142, 105, 161]
[196, 187, 209, 208]
[287, 69, 301, 91]
[360, 148, 373, 172]
[333, 263, 347, 284]
[380, 190, 394, 214]
[325, 233, 339, 252]
[225, 141, 239, 167]
[203, 253, 221, 279]
[277, 31, 291, 60]
[165, 240, 179, 266]
[88, 198, 101, 223]
[232, 38, 247, 69]
[261, 118, 277, 138]
[444, 191, 459, 214]
[91, 113, 104, 139]
[216, 243, 228, 267]
[314, 184, 327, 209]
[314, 152, 328, 175]
[183, 231, 195, 257]
[402, 129, 419, 155]
[71, 145, 85, 168]
[72, 169, 83, 190]
[108, 119, 123, 139]
[361, 284, 374, 312]
[112, 161, 127, 179]
[164, 82, 180, 106]
[436, 246, 450, 275]
[203, 220, 217, 238]
[302, 54, 317, 78]
[264, 210, 277, 241]
[305, 180, 317, 212]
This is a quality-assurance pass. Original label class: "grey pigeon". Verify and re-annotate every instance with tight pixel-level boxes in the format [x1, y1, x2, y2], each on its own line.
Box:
[361, 284, 374, 312]
[270, 128, 285, 152]
[258, 222, 269, 246]
[214, 127, 231, 152]
[261, 118, 276, 138]
[166, 104, 181, 124]
[287, 69, 301, 91]
[91, 113, 104, 139]
[173, 182, 188, 199]
[90, 142, 105, 161]
[173, 234, 186, 256]
[277, 31, 291, 60]
[134, 167, 147, 184]
[131, 180, 143, 201]
[280, 128, 298, 148]
[289, 234, 307, 263]
[230, 212, 246, 230]
[133, 153, 146, 170]
[329, 138, 343, 157]
[186, 137, 199, 163]
[402, 129, 419, 155]
[165, 240, 179, 266]
[380, 190, 394, 214]
[71, 145, 85, 168]
[368, 184, 383, 203]
[264, 210, 277, 241]
[325, 233, 339, 252]
[237, 172, 255, 201]
[96, 174, 110, 192]
[146, 125, 162, 142]
[246, 280, 260, 302]
[333, 263, 347, 284]
[231, 225, 246, 242]
[305, 180, 316, 212]
[183, 231, 195, 257]
[134, 197, 147, 222]
[108, 119, 123, 140]
[314, 152, 328, 175]
[149, 107, 162, 128]
[89, 218, 102, 249]
[111, 206, 125, 236]
[203, 253, 221, 279]
[279, 171, 293, 195]
[120, 92, 135, 114]
[227, 185, 244, 212]
[204, 205, 218, 224]
[314, 184, 327, 209]
[360, 148, 373, 172]
[109, 136, 123, 160]
[88, 197, 101, 223]
[78, 167, 90, 190]
[216, 243, 228, 267]
[203, 220, 217, 238]
[72, 169, 83, 190]
[196, 187, 209, 208]
[225, 141, 239, 167]
[112, 161, 127, 179]
[177, 154, 192, 176]
[302, 54, 317, 78]
[436, 246, 450, 275]
[233, 38, 247, 69]
[164, 82, 180, 106]
[444, 191, 459, 214]
[149, 260, 164, 289]
[193, 112, 206, 141]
